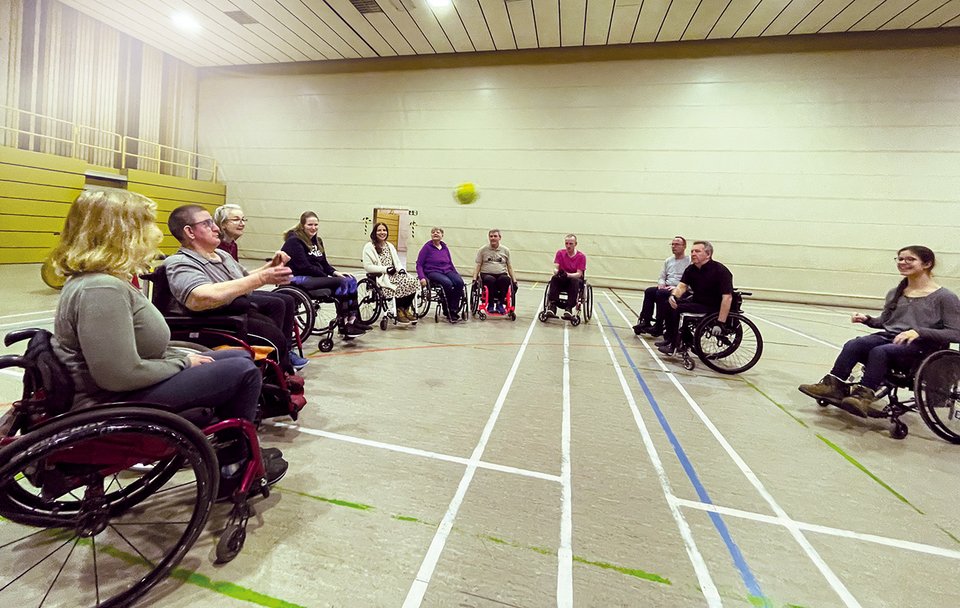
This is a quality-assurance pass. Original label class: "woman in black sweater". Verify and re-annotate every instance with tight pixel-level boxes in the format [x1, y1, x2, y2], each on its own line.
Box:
[282, 211, 368, 336]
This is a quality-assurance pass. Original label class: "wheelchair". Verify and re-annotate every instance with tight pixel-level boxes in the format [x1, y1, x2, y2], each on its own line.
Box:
[356, 273, 419, 330]
[414, 277, 469, 323]
[538, 277, 593, 326]
[272, 282, 364, 352]
[140, 268, 305, 421]
[667, 291, 763, 375]
[0, 329, 275, 607]
[813, 347, 960, 442]
[470, 277, 518, 321]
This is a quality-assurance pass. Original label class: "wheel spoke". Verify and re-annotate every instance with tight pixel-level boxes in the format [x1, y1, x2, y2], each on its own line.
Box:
[39, 537, 79, 606]
[109, 524, 155, 569]
[92, 536, 100, 606]
[0, 535, 75, 593]
[0, 527, 50, 550]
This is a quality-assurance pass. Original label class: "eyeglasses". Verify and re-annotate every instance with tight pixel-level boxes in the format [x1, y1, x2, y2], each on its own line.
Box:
[227, 217, 248, 223]
[187, 218, 216, 230]
[895, 256, 919, 263]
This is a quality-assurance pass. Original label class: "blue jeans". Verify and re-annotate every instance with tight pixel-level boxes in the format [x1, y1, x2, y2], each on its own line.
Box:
[427, 271, 464, 316]
[830, 332, 936, 389]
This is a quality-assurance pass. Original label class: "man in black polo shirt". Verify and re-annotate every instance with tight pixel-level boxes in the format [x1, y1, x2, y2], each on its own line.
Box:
[655, 240, 733, 355]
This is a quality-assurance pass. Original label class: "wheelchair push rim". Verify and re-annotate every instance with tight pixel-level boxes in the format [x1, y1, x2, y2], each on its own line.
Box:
[0, 407, 218, 608]
[356, 277, 382, 326]
[914, 350, 960, 444]
[692, 312, 763, 375]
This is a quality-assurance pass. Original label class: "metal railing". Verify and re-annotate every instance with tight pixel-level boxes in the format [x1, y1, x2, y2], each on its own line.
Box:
[1, 104, 218, 182]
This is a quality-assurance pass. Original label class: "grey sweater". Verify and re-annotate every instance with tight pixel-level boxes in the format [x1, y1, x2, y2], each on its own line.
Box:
[865, 286, 960, 344]
[53, 273, 190, 408]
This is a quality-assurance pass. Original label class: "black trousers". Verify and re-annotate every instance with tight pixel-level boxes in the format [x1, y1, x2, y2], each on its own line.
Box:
[548, 275, 580, 311]
[639, 286, 672, 326]
[481, 273, 512, 304]
[662, 301, 714, 346]
[250, 290, 295, 350]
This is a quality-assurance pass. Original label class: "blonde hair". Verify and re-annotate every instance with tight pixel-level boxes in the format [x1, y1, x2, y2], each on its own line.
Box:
[50, 189, 163, 278]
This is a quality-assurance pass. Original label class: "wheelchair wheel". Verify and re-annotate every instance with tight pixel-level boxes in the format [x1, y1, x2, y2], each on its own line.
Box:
[356, 277, 382, 325]
[915, 350, 960, 444]
[470, 281, 482, 318]
[412, 283, 431, 319]
[274, 286, 316, 337]
[318, 337, 334, 352]
[583, 284, 593, 322]
[0, 407, 217, 607]
[693, 313, 763, 375]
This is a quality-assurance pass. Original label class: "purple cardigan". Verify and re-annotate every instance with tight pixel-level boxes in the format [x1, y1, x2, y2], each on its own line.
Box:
[416, 241, 456, 279]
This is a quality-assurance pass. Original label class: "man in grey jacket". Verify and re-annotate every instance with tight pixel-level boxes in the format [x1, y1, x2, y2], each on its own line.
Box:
[633, 236, 690, 337]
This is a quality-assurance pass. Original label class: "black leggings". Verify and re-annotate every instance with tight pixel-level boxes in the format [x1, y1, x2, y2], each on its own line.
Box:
[481, 273, 512, 303]
[298, 276, 359, 318]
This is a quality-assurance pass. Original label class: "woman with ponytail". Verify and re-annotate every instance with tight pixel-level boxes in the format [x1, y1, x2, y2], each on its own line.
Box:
[281, 211, 369, 337]
[799, 246, 960, 418]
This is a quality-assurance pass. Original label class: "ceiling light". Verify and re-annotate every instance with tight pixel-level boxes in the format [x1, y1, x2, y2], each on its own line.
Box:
[171, 12, 202, 33]
[428, 0, 452, 7]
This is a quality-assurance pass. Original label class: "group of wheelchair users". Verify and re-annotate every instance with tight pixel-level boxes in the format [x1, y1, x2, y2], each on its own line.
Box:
[23, 190, 960, 506]
[631, 235, 960, 423]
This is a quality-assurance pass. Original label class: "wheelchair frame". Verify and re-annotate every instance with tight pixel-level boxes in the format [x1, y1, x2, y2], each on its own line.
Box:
[0, 329, 274, 607]
[813, 348, 960, 442]
[667, 291, 764, 375]
[356, 273, 421, 330]
[470, 277, 518, 321]
[272, 283, 362, 352]
[538, 277, 593, 326]
[415, 277, 469, 323]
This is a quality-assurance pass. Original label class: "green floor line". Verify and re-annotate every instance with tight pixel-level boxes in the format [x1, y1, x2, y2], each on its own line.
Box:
[816, 434, 923, 514]
[937, 525, 960, 546]
[275, 485, 373, 511]
[571, 555, 670, 585]
[741, 378, 808, 428]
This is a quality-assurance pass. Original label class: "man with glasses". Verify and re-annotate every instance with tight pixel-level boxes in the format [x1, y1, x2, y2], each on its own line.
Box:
[164, 205, 300, 375]
[633, 236, 690, 337]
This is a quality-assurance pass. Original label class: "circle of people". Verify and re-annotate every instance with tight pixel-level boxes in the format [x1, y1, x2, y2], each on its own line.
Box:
[47, 189, 960, 488]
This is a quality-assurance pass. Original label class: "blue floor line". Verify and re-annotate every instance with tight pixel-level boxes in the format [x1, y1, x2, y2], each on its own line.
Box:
[597, 302, 768, 604]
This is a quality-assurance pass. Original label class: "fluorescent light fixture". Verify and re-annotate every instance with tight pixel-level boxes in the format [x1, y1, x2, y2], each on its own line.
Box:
[171, 12, 202, 33]
[428, 0, 452, 7]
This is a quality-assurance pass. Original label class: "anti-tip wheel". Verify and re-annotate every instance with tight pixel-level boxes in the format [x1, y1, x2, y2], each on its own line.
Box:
[318, 338, 334, 352]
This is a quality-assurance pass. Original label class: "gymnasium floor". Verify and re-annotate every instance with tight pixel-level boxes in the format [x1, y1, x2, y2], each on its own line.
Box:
[1, 263, 958, 608]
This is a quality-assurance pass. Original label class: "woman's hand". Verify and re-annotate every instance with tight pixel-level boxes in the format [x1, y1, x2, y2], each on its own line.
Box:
[187, 354, 214, 367]
[270, 250, 290, 266]
[420, 278, 427, 286]
[893, 329, 920, 344]
[851, 313, 869, 324]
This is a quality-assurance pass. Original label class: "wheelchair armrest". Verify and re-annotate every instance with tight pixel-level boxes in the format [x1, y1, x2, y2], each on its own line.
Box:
[0, 354, 28, 370]
[4, 328, 41, 347]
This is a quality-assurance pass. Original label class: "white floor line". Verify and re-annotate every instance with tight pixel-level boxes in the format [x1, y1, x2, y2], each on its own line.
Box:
[402, 313, 540, 608]
[604, 294, 862, 608]
[673, 497, 960, 561]
[749, 313, 840, 350]
[269, 421, 560, 483]
[0, 369, 24, 379]
[593, 305, 722, 607]
[0, 309, 55, 320]
[748, 304, 854, 318]
[557, 326, 573, 607]
[0, 317, 54, 330]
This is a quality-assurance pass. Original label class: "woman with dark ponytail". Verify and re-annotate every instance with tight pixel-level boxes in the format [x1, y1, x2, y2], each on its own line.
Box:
[799, 246, 960, 417]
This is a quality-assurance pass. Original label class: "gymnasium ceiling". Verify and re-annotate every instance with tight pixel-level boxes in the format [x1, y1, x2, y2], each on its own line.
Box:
[59, 0, 960, 67]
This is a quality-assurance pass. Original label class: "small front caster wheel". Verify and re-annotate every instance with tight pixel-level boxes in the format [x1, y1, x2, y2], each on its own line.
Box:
[318, 338, 334, 352]
[216, 523, 247, 564]
[891, 422, 908, 440]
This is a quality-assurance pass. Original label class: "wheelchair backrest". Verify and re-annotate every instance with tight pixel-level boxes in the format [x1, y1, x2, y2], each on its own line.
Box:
[6, 329, 75, 419]
[140, 267, 177, 315]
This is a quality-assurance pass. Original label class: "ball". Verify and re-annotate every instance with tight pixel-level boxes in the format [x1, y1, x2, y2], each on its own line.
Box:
[454, 182, 479, 205]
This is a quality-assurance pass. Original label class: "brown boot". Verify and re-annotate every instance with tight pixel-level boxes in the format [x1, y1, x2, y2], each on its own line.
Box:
[839, 385, 883, 418]
[798, 375, 846, 401]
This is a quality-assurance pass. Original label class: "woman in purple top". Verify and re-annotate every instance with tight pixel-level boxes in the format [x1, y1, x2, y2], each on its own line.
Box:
[416, 227, 465, 323]
[546, 234, 587, 319]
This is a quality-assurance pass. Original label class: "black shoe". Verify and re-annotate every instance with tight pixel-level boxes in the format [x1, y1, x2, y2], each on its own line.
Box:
[632, 323, 645, 335]
[342, 324, 366, 338]
[261, 447, 283, 461]
[657, 344, 675, 356]
[264, 455, 288, 486]
[654, 338, 671, 347]
[562, 311, 573, 321]
[353, 320, 373, 329]
[648, 325, 663, 337]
